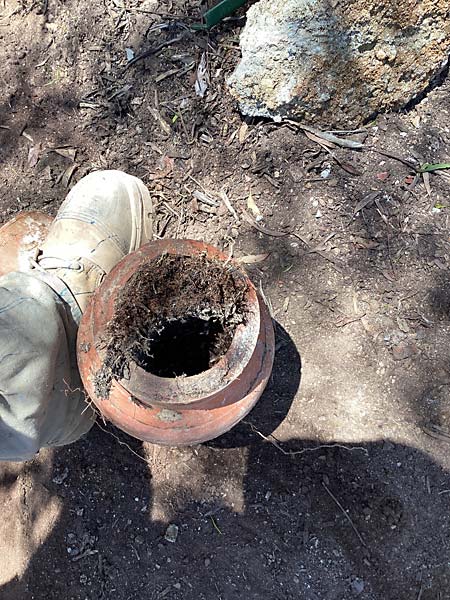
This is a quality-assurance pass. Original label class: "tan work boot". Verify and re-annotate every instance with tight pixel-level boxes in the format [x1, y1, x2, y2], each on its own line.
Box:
[37, 170, 153, 312]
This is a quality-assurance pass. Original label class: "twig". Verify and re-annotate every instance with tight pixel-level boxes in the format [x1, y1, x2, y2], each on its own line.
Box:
[162, 201, 180, 219]
[95, 421, 151, 465]
[416, 583, 423, 600]
[322, 482, 367, 548]
[224, 243, 234, 266]
[178, 105, 196, 145]
[35, 55, 50, 68]
[126, 34, 185, 68]
[314, 138, 362, 175]
[211, 517, 222, 535]
[220, 190, 240, 222]
[258, 282, 273, 316]
[243, 420, 369, 456]
[368, 146, 417, 169]
[241, 208, 343, 271]
[287, 121, 364, 149]
[423, 424, 450, 442]
[241, 209, 310, 247]
[335, 313, 366, 327]
[326, 128, 367, 135]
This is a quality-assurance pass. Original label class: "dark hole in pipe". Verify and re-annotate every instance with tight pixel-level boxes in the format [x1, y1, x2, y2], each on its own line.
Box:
[137, 316, 226, 377]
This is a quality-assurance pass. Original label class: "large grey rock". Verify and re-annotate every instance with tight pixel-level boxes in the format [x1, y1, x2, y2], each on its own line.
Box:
[227, 0, 450, 126]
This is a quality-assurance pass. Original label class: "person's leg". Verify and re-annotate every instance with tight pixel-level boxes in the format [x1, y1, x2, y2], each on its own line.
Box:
[0, 170, 153, 460]
[0, 271, 94, 461]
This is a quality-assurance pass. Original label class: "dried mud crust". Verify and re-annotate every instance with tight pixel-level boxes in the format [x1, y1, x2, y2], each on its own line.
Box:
[94, 254, 249, 397]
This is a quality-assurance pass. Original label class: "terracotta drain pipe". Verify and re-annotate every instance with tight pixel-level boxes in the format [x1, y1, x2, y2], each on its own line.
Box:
[77, 239, 275, 446]
[0, 211, 53, 277]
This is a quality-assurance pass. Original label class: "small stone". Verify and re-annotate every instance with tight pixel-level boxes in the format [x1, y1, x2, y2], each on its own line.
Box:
[351, 578, 365, 595]
[173, 583, 181, 590]
[135, 535, 144, 545]
[392, 340, 417, 361]
[204, 558, 211, 567]
[52, 467, 69, 484]
[164, 524, 179, 543]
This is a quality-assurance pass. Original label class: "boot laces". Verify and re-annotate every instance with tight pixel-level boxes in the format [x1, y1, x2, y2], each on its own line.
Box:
[36, 256, 84, 272]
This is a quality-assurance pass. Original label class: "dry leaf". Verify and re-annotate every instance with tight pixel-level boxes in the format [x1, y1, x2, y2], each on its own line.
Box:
[52, 147, 77, 161]
[22, 131, 34, 143]
[236, 253, 270, 264]
[149, 156, 174, 180]
[155, 68, 180, 83]
[411, 115, 421, 128]
[149, 108, 171, 135]
[192, 190, 217, 206]
[247, 191, 261, 219]
[226, 128, 239, 146]
[299, 124, 364, 149]
[219, 190, 239, 221]
[195, 52, 208, 98]
[304, 129, 337, 149]
[422, 172, 432, 196]
[61, 163, 78, 187]
[397, 316, 410, 333]
[239, 122, 248, 144]
[352, 236, 379, 249]
[40, 165, 53, 182]
[28, 144, 41, 168]
[353, 191, 380, 215]
[332, 156, 362, 176]
[241, 209, 288, 237]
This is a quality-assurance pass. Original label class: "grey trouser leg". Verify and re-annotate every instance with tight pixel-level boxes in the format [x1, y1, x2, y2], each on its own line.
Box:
[0, 271, 95, 461]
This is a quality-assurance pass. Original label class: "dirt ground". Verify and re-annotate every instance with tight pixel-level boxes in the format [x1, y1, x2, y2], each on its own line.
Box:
[1, 1, 450, 599]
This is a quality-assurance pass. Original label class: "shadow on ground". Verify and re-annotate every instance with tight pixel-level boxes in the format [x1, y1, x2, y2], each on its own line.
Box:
[1, 431, 449, 600]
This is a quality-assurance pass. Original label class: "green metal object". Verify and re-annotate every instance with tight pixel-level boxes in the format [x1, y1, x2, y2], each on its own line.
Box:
[192, 0, 248, 30]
